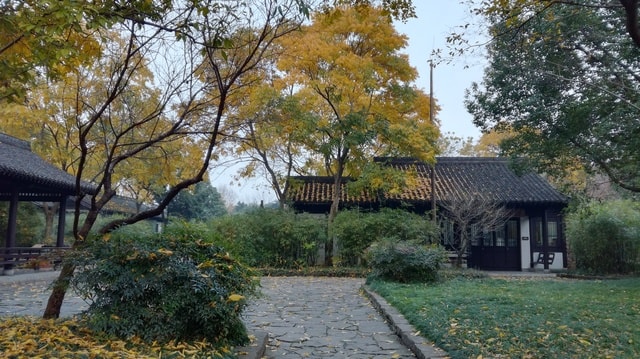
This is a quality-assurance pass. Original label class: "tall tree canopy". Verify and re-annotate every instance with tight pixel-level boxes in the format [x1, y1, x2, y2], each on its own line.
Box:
[466, 3, 640, 192]
[464, 1, 640, 48]
[275, 5, 439, 222]
[167, 182, 227, 221]
[0, 0, 177, 101]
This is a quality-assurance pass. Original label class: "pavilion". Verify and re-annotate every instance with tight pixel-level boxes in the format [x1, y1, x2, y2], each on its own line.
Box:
[0, 133, 96, 274]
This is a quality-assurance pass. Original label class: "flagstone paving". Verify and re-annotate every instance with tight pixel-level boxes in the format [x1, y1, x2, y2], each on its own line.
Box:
[243, 276, 417, 358]
[0, 270, 86, 318]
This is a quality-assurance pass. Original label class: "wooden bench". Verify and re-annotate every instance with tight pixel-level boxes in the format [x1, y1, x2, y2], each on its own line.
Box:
[533, 252, 555, 267]
[1, 246, 69, 270]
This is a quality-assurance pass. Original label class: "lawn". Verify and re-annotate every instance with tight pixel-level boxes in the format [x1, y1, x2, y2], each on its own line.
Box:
[369, 275, 640, 359]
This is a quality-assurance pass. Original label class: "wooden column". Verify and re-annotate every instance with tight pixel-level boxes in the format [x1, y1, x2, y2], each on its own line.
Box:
[4, 189, 19, 274]
[56, 196, 67, 247]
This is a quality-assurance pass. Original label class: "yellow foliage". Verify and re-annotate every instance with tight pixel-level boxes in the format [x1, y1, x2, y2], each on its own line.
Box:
[197, 260, 214, 269]
[474, 128, 514, 157]
[157, 248, 174, 256]
[227, 294, 245, 302]
[273, 4, 439, 179]
[0, 317, 232, 358]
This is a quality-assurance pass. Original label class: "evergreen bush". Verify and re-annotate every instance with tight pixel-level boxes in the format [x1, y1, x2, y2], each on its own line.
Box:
[70, 223, 258, 345]
[366, 238, 446, 283]
[209, 208, 326, 268]
[331, 208, 438, 266]
[566, 200, 640, 275]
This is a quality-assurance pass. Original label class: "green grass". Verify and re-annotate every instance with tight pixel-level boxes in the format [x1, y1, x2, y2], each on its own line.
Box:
[369, 275, 640, 359]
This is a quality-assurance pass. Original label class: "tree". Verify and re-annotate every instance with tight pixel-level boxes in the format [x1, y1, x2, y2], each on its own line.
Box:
[439, 195, 511, 268]
[462, 0, 640, 47]
[276, 5, 439, 229]
[437, 132, 476, 156]
[324, 0, 416, 21]
[473, 129, 511, 157]
[0, 0, 307, 319]
[167, 182, 227, 221]
[437, 130, 510, 157]
[2, 29, 194, 241]
[466, 3, 640, 193]
[0, 0, 174, 102]
[222, 82, 318, 208]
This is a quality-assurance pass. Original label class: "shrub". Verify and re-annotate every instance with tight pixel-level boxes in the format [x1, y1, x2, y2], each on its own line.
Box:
[366, 238, 446, 283]
[566, 200, 640, 275]
[70, 222, 258, 345]
[331, 208, 438, 266]
[209, 209, 326, 268]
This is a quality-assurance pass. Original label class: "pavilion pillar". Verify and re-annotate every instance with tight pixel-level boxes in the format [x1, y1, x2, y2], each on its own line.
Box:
[4, 189, 19, 275]
[56, 196, 67, 247]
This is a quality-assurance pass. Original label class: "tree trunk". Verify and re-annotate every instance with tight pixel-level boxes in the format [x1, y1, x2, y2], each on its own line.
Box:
[43, 261, 75, 318]
[42, 202, 58, 245]
[43, 206, 99, 318]
[328, 174, 342, 265]
[455, 233, 468, 268]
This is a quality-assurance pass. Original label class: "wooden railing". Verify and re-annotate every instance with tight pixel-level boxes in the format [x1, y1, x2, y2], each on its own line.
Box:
[1, 246, 70, 270]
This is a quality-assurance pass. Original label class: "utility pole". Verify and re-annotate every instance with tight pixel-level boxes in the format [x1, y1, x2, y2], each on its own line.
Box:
[429, 60, 437, 224]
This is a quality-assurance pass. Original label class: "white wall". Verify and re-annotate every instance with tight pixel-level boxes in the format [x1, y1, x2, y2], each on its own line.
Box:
[520, 217, 531, 271]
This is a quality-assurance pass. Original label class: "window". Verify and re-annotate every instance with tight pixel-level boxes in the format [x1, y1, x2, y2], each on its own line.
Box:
[441, 220, 455, 248]
[547, 221, 558, 247]
[506, 220, 519, 247]
[531, 215, 562, 250]
[495, 228, 506, 247]
[483, 228, 493, 246]
[470, 224, 481, 246]
[534, 219, 544, 247]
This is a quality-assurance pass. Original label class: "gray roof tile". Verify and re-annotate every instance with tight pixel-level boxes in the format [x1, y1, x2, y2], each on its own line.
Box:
[0, 133, 96, 196]
[288, 157, 568, 208]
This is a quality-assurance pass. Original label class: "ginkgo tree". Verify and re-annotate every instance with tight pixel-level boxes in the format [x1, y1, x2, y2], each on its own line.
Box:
[223, 81, 318, 208]
[273, 4, 439, 256]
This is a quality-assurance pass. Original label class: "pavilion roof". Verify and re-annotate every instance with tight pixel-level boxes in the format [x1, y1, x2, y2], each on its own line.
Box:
[0, 133, 96, 201]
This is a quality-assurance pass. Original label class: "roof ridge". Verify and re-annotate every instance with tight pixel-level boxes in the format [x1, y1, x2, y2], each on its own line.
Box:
[0, 133, 31, 151]
[437, 156, 507, 162]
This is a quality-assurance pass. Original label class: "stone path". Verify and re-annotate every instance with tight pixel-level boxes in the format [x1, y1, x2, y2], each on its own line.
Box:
[0, 272, 424, 358]
[0, 270, 86, 318]
[243, 276, 416, 359]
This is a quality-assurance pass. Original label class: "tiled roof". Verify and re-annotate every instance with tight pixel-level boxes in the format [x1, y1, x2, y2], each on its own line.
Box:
[0, 133, 96, 198]
[288, 157, 568, 208]
[287, 176, 374, 206]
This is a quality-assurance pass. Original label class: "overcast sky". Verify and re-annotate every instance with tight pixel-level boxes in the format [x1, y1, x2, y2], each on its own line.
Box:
[394, 1, 486, 140]
[213, 1, 489, 204]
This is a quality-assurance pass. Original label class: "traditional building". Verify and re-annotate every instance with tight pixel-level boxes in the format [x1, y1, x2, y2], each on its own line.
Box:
[0, 133, 97, 274]
[288, 157, 569, 271]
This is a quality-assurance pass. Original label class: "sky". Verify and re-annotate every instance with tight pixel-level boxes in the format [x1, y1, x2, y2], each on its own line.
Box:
[394, 1, 486, 140]
[212, 1, 488, 204]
